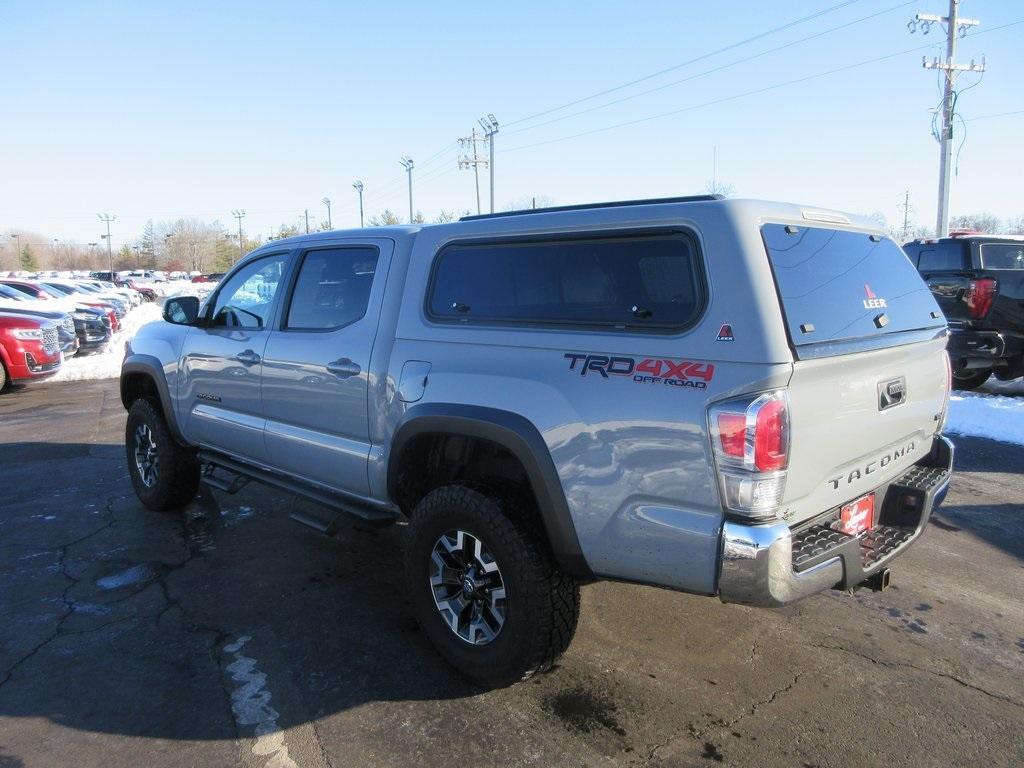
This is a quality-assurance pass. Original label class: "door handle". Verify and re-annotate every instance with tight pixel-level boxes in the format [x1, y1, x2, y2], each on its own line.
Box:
[326, 358, 361, 378]
[235, 349, 261, 366]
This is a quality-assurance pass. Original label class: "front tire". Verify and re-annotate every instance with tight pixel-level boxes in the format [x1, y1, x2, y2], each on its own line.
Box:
[0, 359, 8, 393]
[405, 485, 580, 688]
[952, 369, 991, 391]
[125, 398, 200, 511]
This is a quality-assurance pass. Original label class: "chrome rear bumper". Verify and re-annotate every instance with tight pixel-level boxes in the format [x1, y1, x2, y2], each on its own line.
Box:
[717, 435, 954, 607]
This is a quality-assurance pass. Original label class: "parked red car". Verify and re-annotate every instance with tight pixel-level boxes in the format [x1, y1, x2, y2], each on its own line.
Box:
[0, 313, 62, 391]
[123, 279, 157, 301]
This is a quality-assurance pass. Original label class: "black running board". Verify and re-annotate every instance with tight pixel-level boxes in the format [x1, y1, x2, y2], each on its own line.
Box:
[197, 450, 398, 529]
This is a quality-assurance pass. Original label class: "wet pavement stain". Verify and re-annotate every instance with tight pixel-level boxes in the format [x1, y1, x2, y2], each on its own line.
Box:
[546, 689, 626, 737]
[702, 741, 725, 762]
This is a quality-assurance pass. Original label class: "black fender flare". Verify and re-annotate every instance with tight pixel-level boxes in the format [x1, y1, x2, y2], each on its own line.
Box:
[120, 354, 187, 445]
[387, 403, 594, 580]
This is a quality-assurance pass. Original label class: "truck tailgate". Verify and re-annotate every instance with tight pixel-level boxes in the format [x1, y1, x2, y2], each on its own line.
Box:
[782, 334, 948, 525]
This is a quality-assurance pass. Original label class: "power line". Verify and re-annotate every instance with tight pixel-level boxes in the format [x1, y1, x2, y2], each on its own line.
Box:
[965, 108, 1024, 122]
[503, 0, 865, 129]
[505, 42, 943, 153]
[504, 1, 915, 137]
[503, 19, 1021, 155]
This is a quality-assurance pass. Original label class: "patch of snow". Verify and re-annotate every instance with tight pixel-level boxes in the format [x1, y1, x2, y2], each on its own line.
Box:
[980, 377, 1024, 397]
[946, 391, 1024, 446]
[43, 280, 213, 384]
[96, 564, 153, 590]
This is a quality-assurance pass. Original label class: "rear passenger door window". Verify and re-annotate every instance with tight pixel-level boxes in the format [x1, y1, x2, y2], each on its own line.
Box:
[916, 243, 967, 273]
[980, 243, 1024, 270]
[285, 247, 379, 330]
[428, 232, 704, 331]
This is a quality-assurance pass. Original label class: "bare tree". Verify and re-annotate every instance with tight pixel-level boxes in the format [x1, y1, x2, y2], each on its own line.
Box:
[368, 210, 402, 226]
[950, 213, 1001, 233]
[503, 195, 555, 212]
[704, 179, 735, 197]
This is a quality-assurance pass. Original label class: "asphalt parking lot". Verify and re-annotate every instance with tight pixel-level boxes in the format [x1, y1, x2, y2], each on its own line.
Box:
[1, 380, 1022, 768]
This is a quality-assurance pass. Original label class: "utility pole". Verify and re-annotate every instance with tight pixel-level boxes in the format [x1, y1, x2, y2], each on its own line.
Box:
[478, 114, 498, 213]
[711, 146, 718, 194]
[459, 127, 488, 215]
[10, 234, 20, 270]
[231, 209, 245, 263]
[400, 157, 414, 223]
[304, 209, 310, 234]
[98, 213, 116, 277]
[322, 197, 332, 229]
[909, 1, 984, 237]
[88, 242, 98, 269]
[352, 180, 364, 227]
[900, 190, 911, 241]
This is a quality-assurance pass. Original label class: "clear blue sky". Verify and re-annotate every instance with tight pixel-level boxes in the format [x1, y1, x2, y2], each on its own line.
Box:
[1, 0, 1021, 246]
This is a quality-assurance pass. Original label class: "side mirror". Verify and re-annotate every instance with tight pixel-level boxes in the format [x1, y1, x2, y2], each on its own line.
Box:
[163, 296, 201, 326]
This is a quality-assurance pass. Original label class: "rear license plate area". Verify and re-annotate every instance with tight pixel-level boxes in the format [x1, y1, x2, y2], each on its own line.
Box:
[837, 492, 875, 536]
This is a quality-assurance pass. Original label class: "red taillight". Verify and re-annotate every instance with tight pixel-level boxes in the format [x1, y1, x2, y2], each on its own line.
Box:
[717, 413, 746, 459]
[966, 278, 997, 319]
[754, 398, 788, 471]
[708, 390, 790, 519]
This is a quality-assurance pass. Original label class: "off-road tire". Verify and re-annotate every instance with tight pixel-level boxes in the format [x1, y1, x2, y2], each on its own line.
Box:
[405, 485, 580, 688]
[126, 398, 200, 511]
[952, 369, 991, 391]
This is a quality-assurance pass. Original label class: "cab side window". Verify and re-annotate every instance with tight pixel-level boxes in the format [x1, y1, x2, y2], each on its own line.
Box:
[209, 255, 288, 329]
[285, 247, 379, 330]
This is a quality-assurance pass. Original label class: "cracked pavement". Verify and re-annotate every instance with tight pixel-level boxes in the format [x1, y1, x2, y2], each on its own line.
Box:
[1, 380, 1022, 767]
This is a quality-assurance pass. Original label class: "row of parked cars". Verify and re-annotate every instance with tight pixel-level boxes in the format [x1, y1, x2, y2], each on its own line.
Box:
[0, 276, 150, 392]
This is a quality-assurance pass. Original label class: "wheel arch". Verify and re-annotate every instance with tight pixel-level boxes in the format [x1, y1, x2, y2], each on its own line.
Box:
[387, 403, 594, 580]
[120, 354, 187, 445]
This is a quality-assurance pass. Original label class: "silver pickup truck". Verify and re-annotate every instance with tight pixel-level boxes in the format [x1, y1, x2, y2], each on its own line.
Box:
[121, 196, 954, 686]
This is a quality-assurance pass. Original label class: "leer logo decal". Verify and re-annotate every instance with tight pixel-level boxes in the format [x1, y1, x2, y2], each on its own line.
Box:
[863, 283, 888, 309]
[563, 353, 715, 389]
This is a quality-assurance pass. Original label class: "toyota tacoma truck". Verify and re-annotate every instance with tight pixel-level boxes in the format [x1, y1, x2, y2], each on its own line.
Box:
[121, 196, 954, 686]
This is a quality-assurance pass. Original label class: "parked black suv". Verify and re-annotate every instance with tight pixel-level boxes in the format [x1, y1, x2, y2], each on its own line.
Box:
[905, 234, 1024, 390]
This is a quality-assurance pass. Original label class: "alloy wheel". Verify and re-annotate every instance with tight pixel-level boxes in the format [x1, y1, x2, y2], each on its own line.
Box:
[429, 529, 507, 645]
[133, 423, 159, 488]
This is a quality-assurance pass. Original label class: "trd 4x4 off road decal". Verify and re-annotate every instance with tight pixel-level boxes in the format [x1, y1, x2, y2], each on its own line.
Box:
[563, 353, 715, 389]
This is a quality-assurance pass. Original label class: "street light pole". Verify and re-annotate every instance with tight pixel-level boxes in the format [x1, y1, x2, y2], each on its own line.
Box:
[400, 157, 414, 224]
[231, 210, 246, 263]
[352, 181, 364, 227]
[322, 197, 332, 229]
[98, 213, 116, 278]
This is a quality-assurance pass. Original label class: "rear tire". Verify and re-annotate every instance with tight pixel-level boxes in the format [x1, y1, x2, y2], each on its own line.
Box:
[125, 398, 200, 511]
[0, 360, 8, 393]
[405, 485, 580, 688]
[952, 369, 991, 391]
